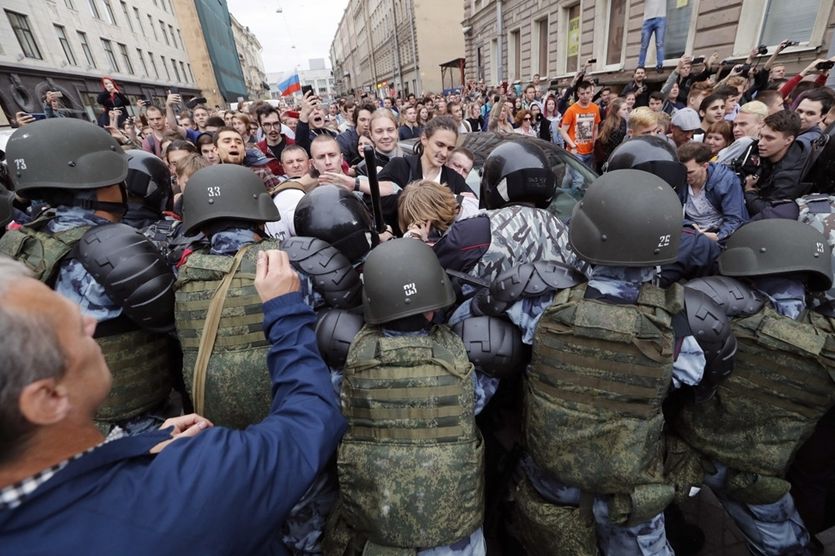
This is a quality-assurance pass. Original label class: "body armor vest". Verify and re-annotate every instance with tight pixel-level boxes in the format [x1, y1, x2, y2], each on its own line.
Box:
[174, 241, 279, 428]
[338, 325, 484, 549]
[468, 206, 584, 285]
[676, 306, 835, 478]
[0, 219, 172, 423]
[528, 283, 682, 502]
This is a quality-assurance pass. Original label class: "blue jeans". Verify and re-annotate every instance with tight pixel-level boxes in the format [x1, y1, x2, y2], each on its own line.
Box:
[639, 17, 666, 68]
[566, 152, 594, 193]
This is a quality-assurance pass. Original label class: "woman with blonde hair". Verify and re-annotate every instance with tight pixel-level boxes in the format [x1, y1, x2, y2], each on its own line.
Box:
[488, 100, 513, 134]
[398, 180, 462, 244]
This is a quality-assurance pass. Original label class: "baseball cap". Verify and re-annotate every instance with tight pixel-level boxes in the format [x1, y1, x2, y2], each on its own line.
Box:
[671, 108, 701, 131]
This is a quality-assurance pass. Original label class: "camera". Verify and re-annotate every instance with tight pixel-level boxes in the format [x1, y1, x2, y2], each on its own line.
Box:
[756, 45, 769, 56]
[731, 139, 760, 182]
[186, 96, 207, 109]
[817, 61, 835, 71]
[786, 40, 800, 47]
[691, 56, 705, 64]
[587, 58, 597, 64]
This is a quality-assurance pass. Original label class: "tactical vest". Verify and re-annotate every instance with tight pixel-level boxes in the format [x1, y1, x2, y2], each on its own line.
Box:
[0, 219, 172, 423]
[528, 283, 681, 515]
[676, 306, 835, 479]
[338, 325, 484, 549]
[174, 241, 279, 428]
[0, 219, 91, 284]
[469, 206, 585, 285]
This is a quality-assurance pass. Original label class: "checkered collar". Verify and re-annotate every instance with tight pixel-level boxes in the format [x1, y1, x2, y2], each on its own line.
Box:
[0, 427, 127, 511]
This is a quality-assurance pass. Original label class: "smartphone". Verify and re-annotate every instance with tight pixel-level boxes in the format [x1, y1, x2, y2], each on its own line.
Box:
[817, 61, 835, 70]
[30, 113, 47, 121]
[302, 85, 314, 97]
[587, 58, 597, 64]
[692, 56, 705, 64]
[169, 87, 179, 94]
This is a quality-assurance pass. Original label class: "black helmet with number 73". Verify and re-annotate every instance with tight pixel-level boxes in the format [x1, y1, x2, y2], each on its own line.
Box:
[569, 169, 683, 267]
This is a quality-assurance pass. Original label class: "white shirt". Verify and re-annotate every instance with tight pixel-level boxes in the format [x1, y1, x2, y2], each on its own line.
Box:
[644, 0, 666, 19]
[265, 188, 306, 242]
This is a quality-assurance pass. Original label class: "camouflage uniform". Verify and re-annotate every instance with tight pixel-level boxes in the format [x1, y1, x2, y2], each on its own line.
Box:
[676, 277, 826, 555]
[503, 266, 706, 555]
[465, 206, 588, 290]
[180, 227, 327, 555]
[48, 206, 122, 322]
[335, 325, 486, 556]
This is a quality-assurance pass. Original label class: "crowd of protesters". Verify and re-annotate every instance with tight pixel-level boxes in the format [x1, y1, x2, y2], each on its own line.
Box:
[5, 34, 835, 556]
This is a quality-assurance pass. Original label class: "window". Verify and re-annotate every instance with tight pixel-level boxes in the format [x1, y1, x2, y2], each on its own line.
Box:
[177, 29, 183, 49]
[564, 3, 581, 73]
[172, 58, 180, 81]
[87, 0, 101, 19]
[532, 17, 549, 76]
[665, 0, 696, 60]
[100, 38, 119, 72]
[55, 25, 77, 65]
[161, 55, 171, 80]
[760, 0, 820, 45]
[133, 7, 143, 33]
[6, 11, 42, 59]
[186, 62, 193, 82]
[102, 0, 116, 24]
[161, 0, 167, 11]
[476, 46, 484, 81]
[606, 0, 627, 66]
[149, 51, 159, 78]
[147, 14, 157, 39]
[120, 2, 133, 31]
[159, 20, 168, 45]
[168, 24, 176, 48]
[508, 29, 521, 81]
[77, 31, 95, 66]
[137, 48, 148, 76]
[490, 38, 500, 84]
[64, 0, 75, 9]
[179, 61, 187, 82]
[117, 43, 133, 73]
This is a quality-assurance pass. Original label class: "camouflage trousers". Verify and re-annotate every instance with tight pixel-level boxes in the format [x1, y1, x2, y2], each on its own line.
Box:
[519, 455, 674, 556]
[703, 461, 810, 556]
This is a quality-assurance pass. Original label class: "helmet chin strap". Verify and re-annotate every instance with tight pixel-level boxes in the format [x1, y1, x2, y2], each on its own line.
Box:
[652, 265, 662, 287]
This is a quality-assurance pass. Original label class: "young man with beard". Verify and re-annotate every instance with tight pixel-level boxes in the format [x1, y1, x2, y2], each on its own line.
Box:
[255, 105, 295, 177]
[214, 128, 280, 190]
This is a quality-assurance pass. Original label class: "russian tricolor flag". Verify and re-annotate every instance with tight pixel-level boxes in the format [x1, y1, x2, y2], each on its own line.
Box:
[277, 73, 301, 97]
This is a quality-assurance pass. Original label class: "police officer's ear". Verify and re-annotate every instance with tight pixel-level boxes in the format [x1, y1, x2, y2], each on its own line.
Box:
[18, 378, 72, 426]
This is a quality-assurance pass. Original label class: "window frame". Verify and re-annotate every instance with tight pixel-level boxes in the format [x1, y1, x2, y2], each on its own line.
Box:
[100, 37, 120, 72]
[120, 1, 134, 32]
[531, 15, 551, 78]
[557, 1, 582, 77]
[136, 47, 148, 76]
[117, 42, 134, 74]
[102, 0, 116, 25]
[733, 0, 833, 56]
[87, 0, 101, 19]
[77, 30, 96, 67]
[55, 24, 78, 66]
[6, 10, 42, 60]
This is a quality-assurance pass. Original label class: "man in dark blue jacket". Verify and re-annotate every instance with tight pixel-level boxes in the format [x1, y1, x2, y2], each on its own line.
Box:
[678, 141, 749, 241]
[0, 251, 346, 555]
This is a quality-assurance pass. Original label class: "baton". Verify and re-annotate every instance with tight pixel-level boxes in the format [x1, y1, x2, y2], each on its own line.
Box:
[363, 145, 386, 233]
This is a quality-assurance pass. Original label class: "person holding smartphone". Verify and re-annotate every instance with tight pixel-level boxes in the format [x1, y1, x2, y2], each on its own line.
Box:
[96, 77, 130, 128]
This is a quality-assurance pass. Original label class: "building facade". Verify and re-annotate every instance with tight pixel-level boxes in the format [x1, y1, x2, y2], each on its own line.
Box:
[463, 0, 835, 89]
[330, 0, 465, 97]
[230, 13, 268, 101]
[0, 0, 201, 123]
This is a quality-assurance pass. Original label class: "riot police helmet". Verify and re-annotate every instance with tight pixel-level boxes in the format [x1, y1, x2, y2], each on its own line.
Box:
[294, 185, 374, 263]
[569, 169, 683, 266]
[480, 140, 556, 209]
[362, 238, 456, 324]
[182, 164, 279, 236]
